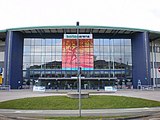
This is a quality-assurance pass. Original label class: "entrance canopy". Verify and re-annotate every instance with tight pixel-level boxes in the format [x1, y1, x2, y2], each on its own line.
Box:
[0, 25, 160, 41]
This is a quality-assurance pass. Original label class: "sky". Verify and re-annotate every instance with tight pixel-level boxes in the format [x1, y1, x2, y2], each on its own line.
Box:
[0, 0, 160, 31]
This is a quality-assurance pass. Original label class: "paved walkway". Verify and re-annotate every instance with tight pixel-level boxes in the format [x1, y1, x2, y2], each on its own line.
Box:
[0, 107, 160, 119]
[0, 89, 160, 102]
[0, 89, 160, 119]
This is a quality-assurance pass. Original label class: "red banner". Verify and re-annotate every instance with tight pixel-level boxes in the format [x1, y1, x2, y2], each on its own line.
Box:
[62, 39, 93, 70]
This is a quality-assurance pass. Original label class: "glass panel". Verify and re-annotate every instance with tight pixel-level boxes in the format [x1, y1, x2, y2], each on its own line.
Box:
[94, 39, 99, 45]
[30, 46, 35, 53]
[99, 39, 104, 45]
[51, 46, 56, 53]
[114, 46, 121, 53]
[103, 46, 110, 55]
[34, 56, 41, 63]
[46, 39, 52, 46]
[42, 39, 46, 45]
[24, 46, 30, 53]
[31, 39, 35, 46]
[56, 39, 62, 46]
[124, 39, 131, 45]
[56, 56, 61, 61]
[46, 46, 52, 52]
[125, 46, 131, 53]
[94, 46, 99, 54]
[35, 46, 41, 53]
[24, 39, 31, 46]
[45, 56, 52, 63]
[23, 56, 30, 63]
[35, 39, 41, 46]
[56, 46, 62, 53]
[114, 39, 121, 45]
[104, 39, 110, 45]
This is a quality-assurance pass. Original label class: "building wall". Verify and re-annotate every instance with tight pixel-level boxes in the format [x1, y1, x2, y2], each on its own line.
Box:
[3, 30, 152, 89]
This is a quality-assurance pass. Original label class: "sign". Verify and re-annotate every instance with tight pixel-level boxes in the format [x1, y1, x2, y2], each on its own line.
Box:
[105, 86, 117, 92]
[71, 77, 85, 79]
[33, 86, 45, 92]
[158, 67, 160, 72]
[64, 34, 92, 39]
[62, 34, 94, 70]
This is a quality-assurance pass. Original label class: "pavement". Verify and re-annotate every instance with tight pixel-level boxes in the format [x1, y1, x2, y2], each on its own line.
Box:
[0, 107, 160, 117]
[0, 89, 160, 102]
[0, 89, 160, 119]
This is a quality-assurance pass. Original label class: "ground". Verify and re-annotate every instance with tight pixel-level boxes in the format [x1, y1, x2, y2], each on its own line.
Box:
[0, 89, 160, 120]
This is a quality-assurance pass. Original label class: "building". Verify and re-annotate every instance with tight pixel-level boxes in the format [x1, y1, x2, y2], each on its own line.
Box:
[0, 25, 160, 89]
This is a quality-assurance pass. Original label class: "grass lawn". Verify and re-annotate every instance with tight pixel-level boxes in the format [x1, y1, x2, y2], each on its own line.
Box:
[0, 95, 160, 110]
[44, 116, 135, 120]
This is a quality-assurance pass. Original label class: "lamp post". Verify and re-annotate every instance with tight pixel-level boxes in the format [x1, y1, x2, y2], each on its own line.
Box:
[154, 43, 158, 88]
[76, 22, 81, 117]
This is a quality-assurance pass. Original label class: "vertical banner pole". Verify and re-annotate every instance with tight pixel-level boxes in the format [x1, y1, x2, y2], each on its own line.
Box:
[76, 21, 81, 117]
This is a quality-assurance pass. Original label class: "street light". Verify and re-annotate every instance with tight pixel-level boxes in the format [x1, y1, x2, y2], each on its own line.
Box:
[76, 21, 81, 117]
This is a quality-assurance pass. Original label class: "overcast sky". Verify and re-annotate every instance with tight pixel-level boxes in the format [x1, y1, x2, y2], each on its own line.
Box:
[0, 0, 160, 31]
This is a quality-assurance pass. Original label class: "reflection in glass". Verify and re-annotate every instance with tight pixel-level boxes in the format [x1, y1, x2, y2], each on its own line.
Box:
[23, 38, 132, 82]
[35, 39, 41, 46]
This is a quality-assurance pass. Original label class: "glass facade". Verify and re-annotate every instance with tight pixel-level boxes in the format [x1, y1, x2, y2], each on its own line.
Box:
[0, 40, 5, 68]
[93, 39, 132, 78]
[23, 37, 132, 89]
[150, 40, 160, 87]
[23, 38, 62, 78]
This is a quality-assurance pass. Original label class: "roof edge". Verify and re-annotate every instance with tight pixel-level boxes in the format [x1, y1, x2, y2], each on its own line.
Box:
[7, 25, 148, 31]
[0, 25, 160, 34]
[0, 29, 7, 33]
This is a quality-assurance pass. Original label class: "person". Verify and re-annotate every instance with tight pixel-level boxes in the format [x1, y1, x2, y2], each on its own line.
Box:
[48, 82, 51, 89]
[138, 80, 141, 89]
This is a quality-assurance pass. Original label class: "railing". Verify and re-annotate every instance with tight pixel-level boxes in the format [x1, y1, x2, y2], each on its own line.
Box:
[0, 85, 10, 90]
[137, 85, 154, 90]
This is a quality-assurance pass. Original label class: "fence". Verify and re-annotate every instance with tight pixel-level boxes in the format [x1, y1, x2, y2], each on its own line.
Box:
[137, 85, 154, 90]
[0, 85, 10, 90]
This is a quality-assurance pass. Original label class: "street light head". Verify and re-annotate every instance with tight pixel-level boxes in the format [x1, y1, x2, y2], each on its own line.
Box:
[76, 21, 79, 26]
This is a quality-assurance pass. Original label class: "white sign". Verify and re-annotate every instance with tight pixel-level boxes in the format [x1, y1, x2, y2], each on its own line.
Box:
[33, 86, 46, 92]
[64, 34, 92, 39]
[71, 77, 85, 79]
[105, 86, 117, 92]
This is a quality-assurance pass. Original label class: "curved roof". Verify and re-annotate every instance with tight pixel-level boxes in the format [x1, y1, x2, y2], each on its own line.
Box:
[0, 25, 160, 33]
[0, 25, 160, 41]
